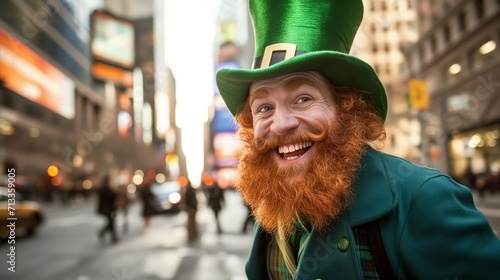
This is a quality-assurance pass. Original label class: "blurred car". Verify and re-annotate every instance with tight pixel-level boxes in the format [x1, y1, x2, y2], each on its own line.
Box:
[0, 186, 44, 237]
[150, 181, 182, 214]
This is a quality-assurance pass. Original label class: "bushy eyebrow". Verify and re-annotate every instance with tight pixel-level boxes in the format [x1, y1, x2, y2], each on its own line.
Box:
[249, 76, 321, 105]
[281, 77, 318, 93]
[249, 88, 270, 105]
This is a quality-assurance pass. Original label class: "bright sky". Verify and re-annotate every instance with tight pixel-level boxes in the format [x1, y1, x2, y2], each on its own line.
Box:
[163, 0, 216, 186]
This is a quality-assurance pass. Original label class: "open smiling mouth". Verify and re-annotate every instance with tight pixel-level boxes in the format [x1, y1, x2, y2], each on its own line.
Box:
[277, 141, 313, 160]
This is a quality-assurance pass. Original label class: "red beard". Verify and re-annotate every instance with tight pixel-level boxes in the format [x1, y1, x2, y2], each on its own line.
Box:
[237, 112, 368, 237]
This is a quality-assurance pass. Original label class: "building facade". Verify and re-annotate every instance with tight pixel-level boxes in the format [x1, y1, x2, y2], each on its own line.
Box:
[404, 0, 500, 185]
[352, 0, 419, 160]
[0, 0, 176, 198]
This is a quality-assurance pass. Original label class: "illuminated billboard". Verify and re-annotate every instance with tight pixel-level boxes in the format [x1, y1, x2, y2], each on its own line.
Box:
[91, 10, 135, 69]
[213, 132, 242, 167]
[0, 27, 75, 119]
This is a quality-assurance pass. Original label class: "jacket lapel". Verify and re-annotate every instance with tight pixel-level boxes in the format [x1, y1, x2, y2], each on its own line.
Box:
[294, 148, 397, 278]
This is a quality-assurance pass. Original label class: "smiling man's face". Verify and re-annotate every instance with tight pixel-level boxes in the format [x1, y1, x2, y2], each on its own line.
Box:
[234, 71, 385, 237]
[249, 72, 336, 176]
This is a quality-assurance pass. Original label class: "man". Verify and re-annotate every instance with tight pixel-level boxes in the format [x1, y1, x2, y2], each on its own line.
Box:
[205, 177, 225, 234]
[182, 178, 199, 241]
[97, 175, 118, 244]
[216, 0, 500, 279]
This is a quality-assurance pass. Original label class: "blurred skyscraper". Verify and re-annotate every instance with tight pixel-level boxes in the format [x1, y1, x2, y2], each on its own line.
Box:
[352, 0, 419, 160]
[0, 0, 182, 197]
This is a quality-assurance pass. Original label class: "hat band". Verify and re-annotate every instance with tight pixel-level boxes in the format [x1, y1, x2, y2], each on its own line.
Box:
[252, 43, 306, 69]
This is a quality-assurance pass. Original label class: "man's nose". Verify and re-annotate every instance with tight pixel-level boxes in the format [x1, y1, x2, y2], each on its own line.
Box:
[270, 108, 300, 135]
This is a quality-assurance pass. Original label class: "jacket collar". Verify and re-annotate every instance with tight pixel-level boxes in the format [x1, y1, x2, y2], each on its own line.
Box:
[347, 147, 397, 227]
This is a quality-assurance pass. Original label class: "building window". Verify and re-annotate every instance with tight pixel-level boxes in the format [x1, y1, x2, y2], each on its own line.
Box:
[443, 25, 451, 43]
[382, 18, 389, 33]
[449, 123, 500, 179]
[384, 43, 390, 53]
[458, 12, 467, 32]
[372, 44, 378, 54]
[382, 1, 387, 11]
[371, 1, 376, 11]
[371, 23, 377, 34]
[469, 39, 497, 70]
[418, 46, 425, 61]
[407, 22, 415, 33]
[443, 2, 450, 11]
[475, 0, 484, 19]
[0, 89, 14, 109]
[386, 63, 391, 75]
[430, 36, 437, 52]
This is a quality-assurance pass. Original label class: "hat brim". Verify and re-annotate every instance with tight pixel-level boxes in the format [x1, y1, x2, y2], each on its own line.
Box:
[216, 51, 387, 121]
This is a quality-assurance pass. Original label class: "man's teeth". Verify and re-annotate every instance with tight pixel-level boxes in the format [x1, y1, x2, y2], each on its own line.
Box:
[278, 141, 312, 154]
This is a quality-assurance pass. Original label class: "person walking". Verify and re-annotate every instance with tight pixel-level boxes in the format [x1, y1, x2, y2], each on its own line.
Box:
[206, 179, 225, 234]
[139, 179, 156, 231]
[97, 175, 118, 244]
[115, 181, 130, 234]
[182, 178, 198, 241]
[241, 201, 254, 234]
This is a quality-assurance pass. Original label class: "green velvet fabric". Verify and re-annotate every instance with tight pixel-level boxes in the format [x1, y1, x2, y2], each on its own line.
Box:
[216, 0, 388, 120]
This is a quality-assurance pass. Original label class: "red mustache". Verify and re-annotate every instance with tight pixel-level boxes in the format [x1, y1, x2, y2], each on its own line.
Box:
[251, 122, 329, 154]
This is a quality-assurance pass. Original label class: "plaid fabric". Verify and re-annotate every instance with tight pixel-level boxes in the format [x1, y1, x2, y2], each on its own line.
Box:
[267, 227, 385, 280]
[268, 226, 310, 279]
[353, 227, 381, 280]
[268, 236, 292, 280]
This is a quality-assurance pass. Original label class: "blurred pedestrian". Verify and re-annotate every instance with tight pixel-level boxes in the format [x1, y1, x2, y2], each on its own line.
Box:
[485, 162, 500, 194]
[139, 178, 156, 231]
[206, 179, 225, 234]
[60, 180, 73, 206]
[241, 201, 254, 234]
[461, 163, 477, 190]
[182, 178, 198, 241]
[115, 181, 130, 234]
[96, 175, 118, 244]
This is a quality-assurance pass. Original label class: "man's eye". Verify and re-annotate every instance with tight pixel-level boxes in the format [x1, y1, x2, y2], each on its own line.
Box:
[258, 105, 272, 113]
[297, 96, 311, 104]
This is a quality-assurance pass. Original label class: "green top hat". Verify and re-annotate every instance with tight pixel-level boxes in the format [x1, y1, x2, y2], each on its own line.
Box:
[216, 0, 387, 121]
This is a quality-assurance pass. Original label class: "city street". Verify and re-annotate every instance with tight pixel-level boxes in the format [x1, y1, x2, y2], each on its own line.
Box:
[0, 190, 253, 280]
[1, 189, 499, 280]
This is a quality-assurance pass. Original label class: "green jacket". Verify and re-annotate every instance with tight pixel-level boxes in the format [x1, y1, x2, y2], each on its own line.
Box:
[246, 148, 500, 279]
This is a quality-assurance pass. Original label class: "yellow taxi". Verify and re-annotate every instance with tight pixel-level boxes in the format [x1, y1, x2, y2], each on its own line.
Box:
[0, 186, 44, 237]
